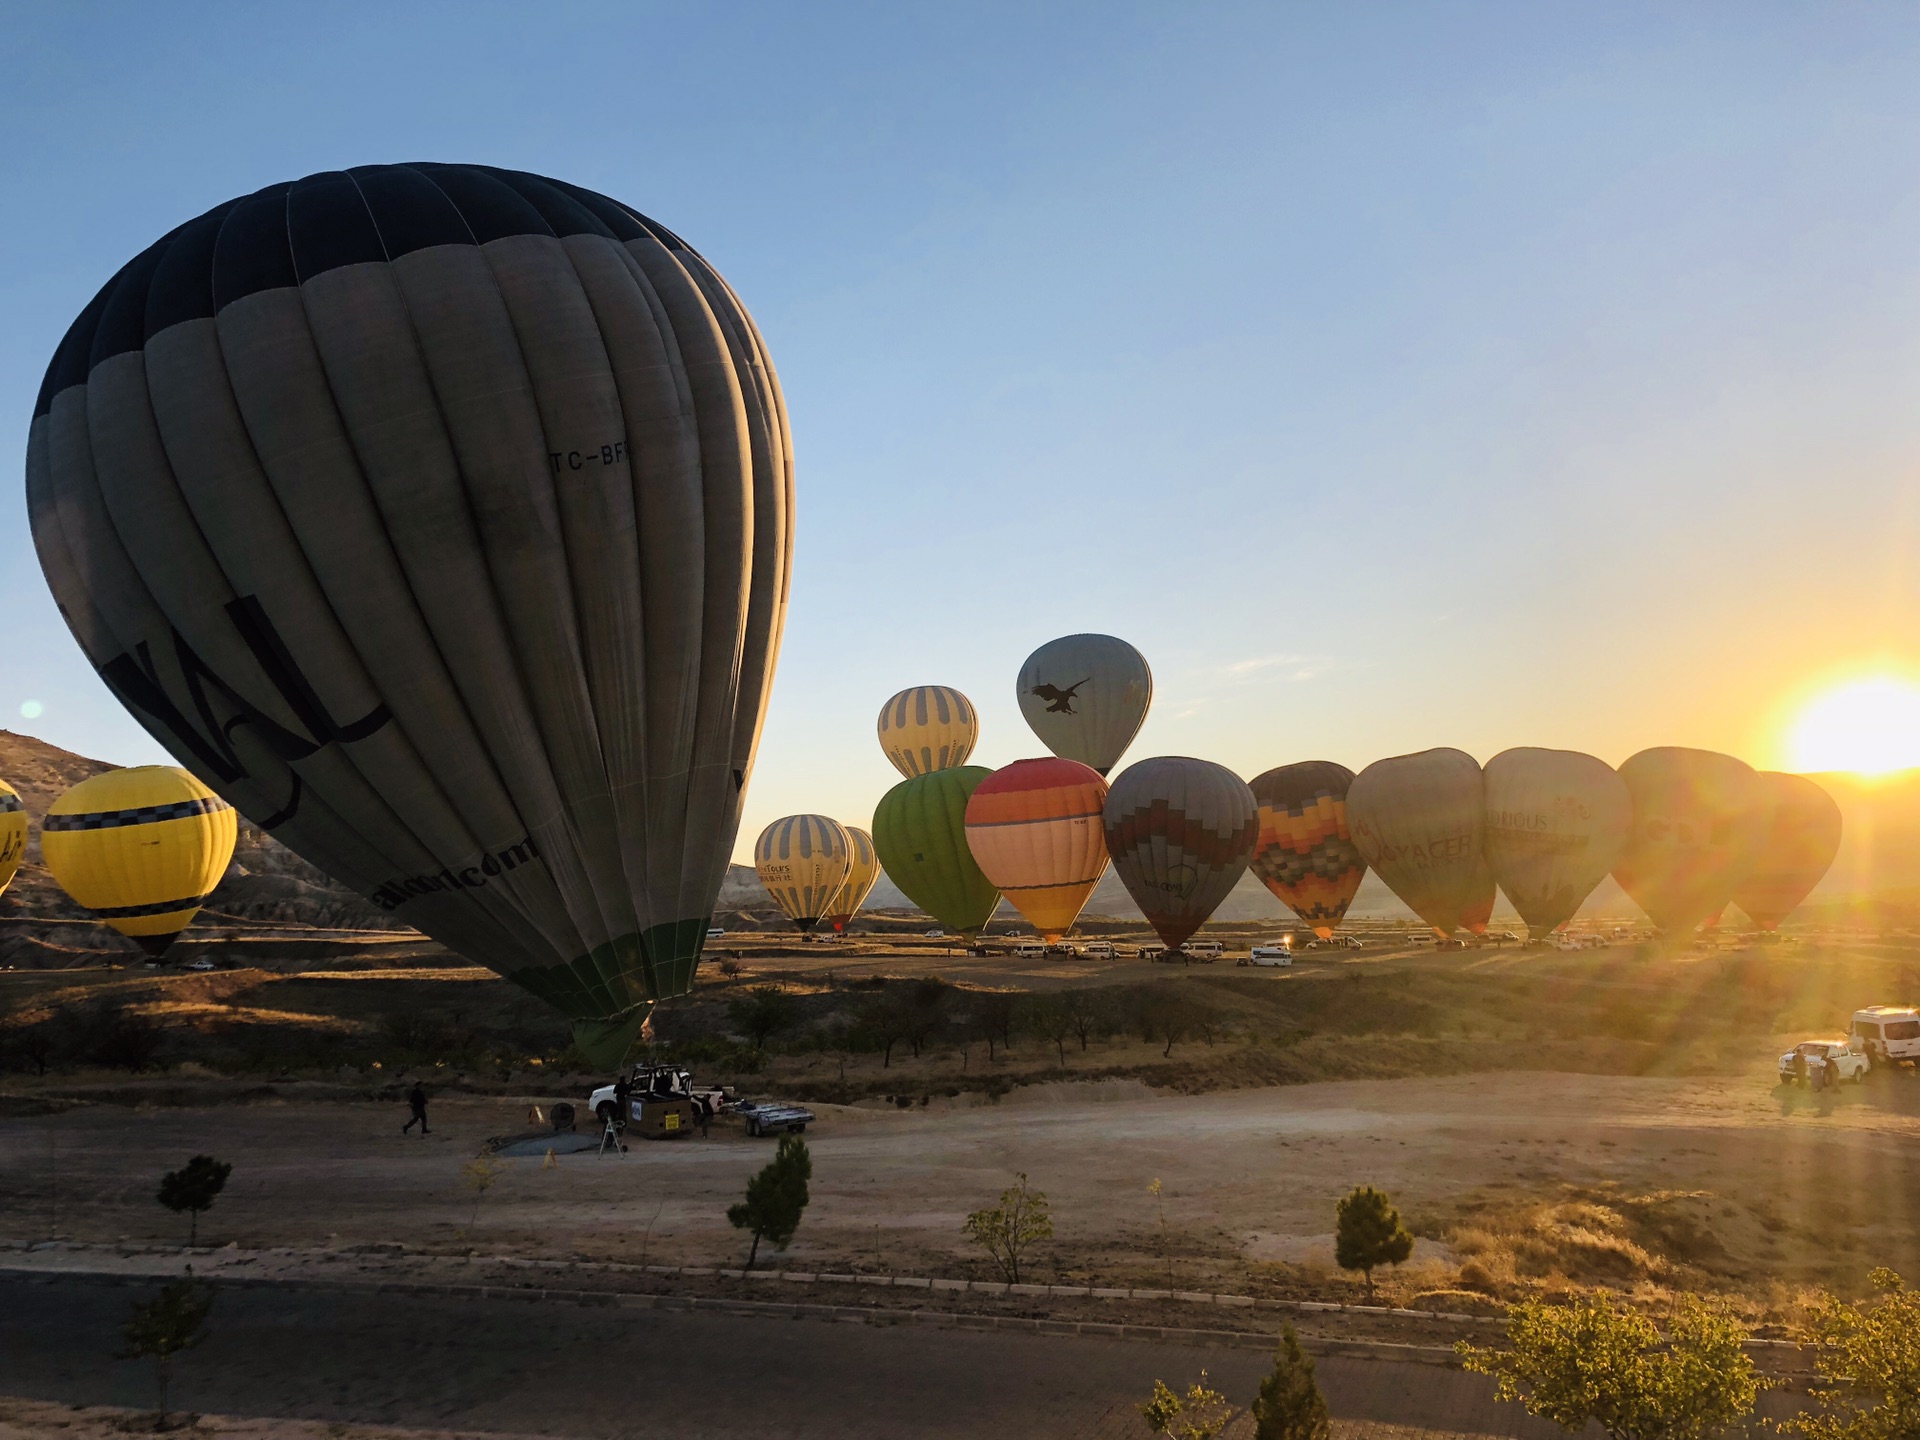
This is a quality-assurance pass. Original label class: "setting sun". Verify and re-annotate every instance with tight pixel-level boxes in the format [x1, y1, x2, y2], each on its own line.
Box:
[1786, 676, 1920, 776]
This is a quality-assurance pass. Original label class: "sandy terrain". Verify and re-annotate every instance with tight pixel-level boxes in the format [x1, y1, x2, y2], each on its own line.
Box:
[4, 1067, 1915, 1308]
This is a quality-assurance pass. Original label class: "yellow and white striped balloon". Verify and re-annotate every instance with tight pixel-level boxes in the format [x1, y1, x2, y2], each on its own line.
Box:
[753, 814, 854, 934]
[877, 686, 978, 779]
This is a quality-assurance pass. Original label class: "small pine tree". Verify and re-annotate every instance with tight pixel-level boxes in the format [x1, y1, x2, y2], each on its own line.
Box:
[1253, 1323, 1331, 1440]
[120, 1276, 214, 1425]
[727, 1133, 812, 1268]
[157, 1156, 232, 1246]
[1334, 1184, 1413, 1299]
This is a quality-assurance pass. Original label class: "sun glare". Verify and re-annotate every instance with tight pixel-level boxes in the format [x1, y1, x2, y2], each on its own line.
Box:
[1786, 676, 1920, 776]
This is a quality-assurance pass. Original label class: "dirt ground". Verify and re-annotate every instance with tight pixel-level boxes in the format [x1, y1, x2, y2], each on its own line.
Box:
[4, 1064, 1916, 1320]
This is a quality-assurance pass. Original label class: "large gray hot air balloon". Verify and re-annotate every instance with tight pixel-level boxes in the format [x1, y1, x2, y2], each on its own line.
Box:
[1347, 748, 1487, 937]
[26, 166, 792, 1068]
[1102, 756, 1257, 951]
[1017, 634, 1152, 775]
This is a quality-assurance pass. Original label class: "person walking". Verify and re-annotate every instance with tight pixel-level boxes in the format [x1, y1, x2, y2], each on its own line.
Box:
[403, 1081, 430, 1135]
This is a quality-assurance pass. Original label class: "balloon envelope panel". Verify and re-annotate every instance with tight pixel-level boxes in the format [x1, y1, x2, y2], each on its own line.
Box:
[1731, 772, 1841, 930]
[754, 815, 853, 932]
[0, 781, 24, 898]
[1248, 761, 1365, 938]
[1482, 747, 1632, 939]
[27, 165, 791, 1030]
[964, 757, 1109, 940]
[1017, 634, 1151, 776]
[41, 766, 236, 954]
[872, 767, 1000, 935]
[1102, 756, 1257, 950]
[822, 825, 881, 932]
[1347, 748, 1486, 936]
[877, 687, 978, 779]
[1612, 748, 1769, 937]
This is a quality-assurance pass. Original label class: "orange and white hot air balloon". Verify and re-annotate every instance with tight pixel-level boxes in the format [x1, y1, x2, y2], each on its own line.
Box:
[963, 758, 1109, 941]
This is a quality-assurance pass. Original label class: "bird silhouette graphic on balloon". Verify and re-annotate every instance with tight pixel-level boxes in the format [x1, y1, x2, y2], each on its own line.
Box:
[1029, 678, 1091, 715]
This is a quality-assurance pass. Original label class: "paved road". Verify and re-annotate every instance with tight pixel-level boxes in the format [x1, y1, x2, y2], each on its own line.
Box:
[0, 1275, 1556, 1440]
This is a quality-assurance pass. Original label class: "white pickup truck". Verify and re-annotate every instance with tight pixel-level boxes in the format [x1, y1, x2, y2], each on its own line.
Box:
[1778, 1038, 1869, 1085]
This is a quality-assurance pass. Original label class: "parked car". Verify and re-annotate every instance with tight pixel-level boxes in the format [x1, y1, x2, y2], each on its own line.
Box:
[1779, 1038, 1869, 1085]
[1046, 942, 1078, 958]
[1851, 1007, 1920, 1066]
[1135, 943, 1167, 962]
[184, 958, 215, 972]
[707, 926, 726, 939]
[924, 929, 946, 938]
[1244, 945, 1293, 968]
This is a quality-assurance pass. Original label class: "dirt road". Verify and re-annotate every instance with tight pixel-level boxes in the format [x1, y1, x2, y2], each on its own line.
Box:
[0, 1273, 1557, 1440]
[3, 1069, 1915, 1299]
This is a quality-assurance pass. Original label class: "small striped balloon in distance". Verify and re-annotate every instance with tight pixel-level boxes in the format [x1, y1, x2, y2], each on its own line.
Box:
[877, 686, 978, 779]
[964, 757, 1110, 941]
[1247, 761, 1367, 939]
[1346, 748, 1488, 938]
[753, 815, 854, 936]
[0, 779, 27, 898]
[1730, 772, 1841, 931]
[40, 766, 237, 955]
[820, 826, 881, 934]
[1102, 756, 1258, 952]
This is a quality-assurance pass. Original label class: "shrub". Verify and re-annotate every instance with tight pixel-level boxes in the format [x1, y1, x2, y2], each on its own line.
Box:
[1139, 1372, 1234, 1439]
[1792, 1268, 1920, 1440]
[727, 987, 797, 1050]
[1253, 1324, 1331, 1440]
[1458, 1293, 1760, 1440]
[963, 1172, 1052, 1283]
[120, 1278, 214, 1426]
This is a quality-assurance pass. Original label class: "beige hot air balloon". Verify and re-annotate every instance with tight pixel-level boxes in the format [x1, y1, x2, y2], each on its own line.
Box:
[1347, 748, 1487, 937]
[1483, 747, 1633, 940]
[1612, 748, 1770, 938]
[820, 826, 881, 934]
[877, 687, 978, 779]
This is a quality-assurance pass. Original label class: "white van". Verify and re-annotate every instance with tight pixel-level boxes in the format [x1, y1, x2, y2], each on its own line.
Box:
[1852, 1007, 1920, 1065]
[1013, 940, 1048, 960]
[1246, 945, 1293, 967]
[1080, 941, 1116, 960]
[1185, 940, 1224, 960]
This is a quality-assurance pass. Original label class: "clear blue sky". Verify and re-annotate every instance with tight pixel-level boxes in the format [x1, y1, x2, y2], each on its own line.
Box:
[5, 3, 1920, 858]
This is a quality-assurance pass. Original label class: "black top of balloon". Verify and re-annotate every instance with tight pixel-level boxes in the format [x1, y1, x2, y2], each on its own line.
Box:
[36, 164, 691, 419]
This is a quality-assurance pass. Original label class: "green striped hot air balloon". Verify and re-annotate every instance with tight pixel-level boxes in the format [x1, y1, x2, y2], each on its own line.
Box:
[872, 766, 1000, 936]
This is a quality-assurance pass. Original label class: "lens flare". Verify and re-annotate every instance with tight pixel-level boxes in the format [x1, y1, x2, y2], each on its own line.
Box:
[1786, 677, 1920, 776]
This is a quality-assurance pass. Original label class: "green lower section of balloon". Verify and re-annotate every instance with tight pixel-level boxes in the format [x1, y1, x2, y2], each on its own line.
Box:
[503, 918, 710, 1021]
[569, 1007, 653, 1072]
[872, 768, 1001, 935]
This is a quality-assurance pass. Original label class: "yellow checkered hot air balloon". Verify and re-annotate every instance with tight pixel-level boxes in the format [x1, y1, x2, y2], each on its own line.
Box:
[754, 815, 853, 936]
[877, 687, 978, 778]
[0, 779, 26, 898]
[41, 766, 237, 955]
